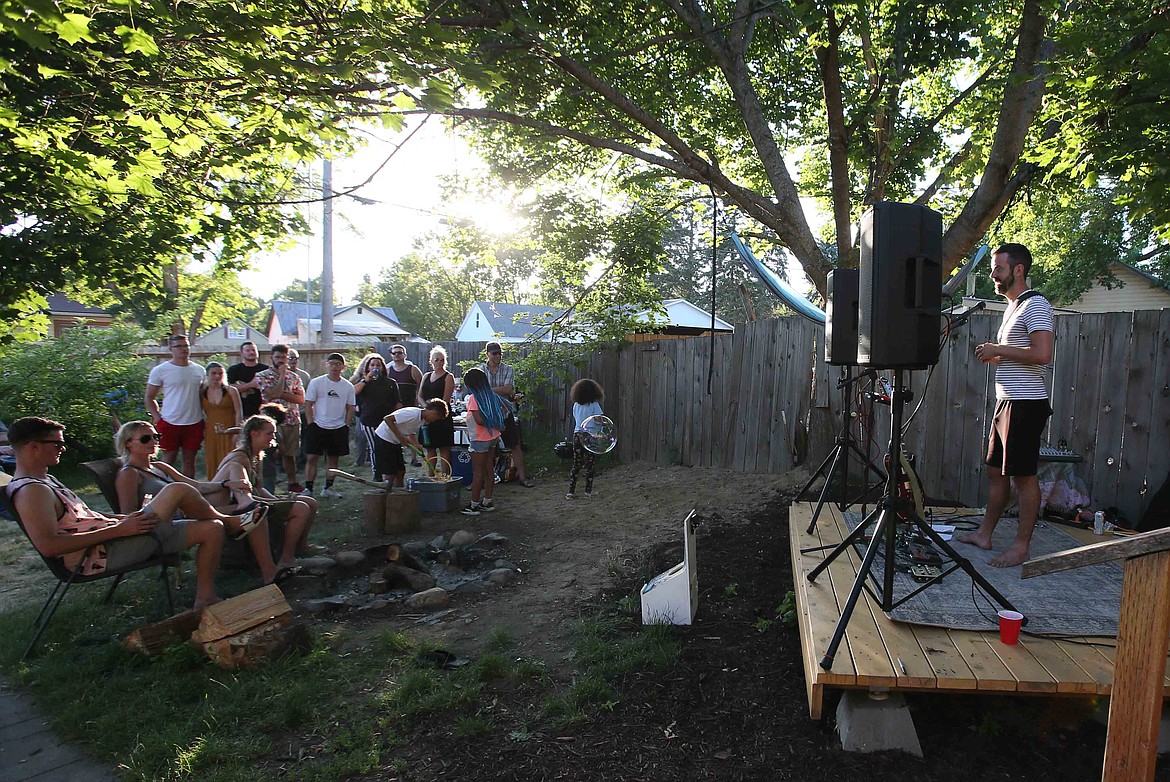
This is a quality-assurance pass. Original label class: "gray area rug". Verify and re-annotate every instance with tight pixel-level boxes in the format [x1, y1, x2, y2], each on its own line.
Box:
[844, 512, 1123, 636]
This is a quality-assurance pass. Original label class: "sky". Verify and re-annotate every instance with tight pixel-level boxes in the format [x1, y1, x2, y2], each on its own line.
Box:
[240, 119, 494, 303]
[237, 118, 824, 306]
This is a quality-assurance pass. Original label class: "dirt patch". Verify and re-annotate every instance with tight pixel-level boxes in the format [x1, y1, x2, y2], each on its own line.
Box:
[321, 462, 1142, 781]
[362, 462, 811, 669]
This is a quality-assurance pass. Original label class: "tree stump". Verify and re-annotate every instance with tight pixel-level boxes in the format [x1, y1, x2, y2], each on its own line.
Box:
[363, 490, 386, 534]
[385, 490, 420, 533]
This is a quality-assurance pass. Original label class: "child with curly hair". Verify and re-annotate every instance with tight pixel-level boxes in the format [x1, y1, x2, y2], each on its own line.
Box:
[567, 378, 605, 499]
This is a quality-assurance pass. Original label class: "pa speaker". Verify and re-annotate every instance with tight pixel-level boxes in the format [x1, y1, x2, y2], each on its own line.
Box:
[858, 202, 943, 368]
[825, 268, 859, 365]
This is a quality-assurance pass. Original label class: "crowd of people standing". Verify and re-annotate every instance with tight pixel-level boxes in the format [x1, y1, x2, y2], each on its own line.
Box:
[139, 338, 547, 505]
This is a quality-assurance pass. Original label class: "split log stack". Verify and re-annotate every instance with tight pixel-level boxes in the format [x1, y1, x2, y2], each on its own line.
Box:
[190, 584, 306, 669]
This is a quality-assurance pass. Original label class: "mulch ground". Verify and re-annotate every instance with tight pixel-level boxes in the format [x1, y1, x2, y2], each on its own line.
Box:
[387, 486, 1167, 782]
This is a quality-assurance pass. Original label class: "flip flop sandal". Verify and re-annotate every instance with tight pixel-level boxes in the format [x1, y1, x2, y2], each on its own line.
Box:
[234, 502, 268, 540]
[269, 565, 301, 585]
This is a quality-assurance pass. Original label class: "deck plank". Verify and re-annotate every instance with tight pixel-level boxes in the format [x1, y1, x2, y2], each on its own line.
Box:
[786, 501, 1170, 721]
[948, 632, 1018, 691]
[787, 501, 1170, 719]
[912, 625, 978, 690]
[820, 505, 938, 689]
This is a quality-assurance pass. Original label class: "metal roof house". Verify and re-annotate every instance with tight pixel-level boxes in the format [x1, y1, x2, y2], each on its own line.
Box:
[265, 301, 410, 345]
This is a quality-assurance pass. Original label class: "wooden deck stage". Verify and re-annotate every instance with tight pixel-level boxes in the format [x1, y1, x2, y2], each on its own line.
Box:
[790, 501, 1170, 720]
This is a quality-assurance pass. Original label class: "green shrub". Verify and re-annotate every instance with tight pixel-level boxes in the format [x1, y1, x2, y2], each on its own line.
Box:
[0, 323, 152, 462]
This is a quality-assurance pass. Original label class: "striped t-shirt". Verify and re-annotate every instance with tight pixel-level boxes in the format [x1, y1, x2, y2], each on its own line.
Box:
[994, 290, 1054, 400]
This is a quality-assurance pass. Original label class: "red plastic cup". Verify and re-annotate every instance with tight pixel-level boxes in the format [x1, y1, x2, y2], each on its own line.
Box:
[998, 610, 1024, 645]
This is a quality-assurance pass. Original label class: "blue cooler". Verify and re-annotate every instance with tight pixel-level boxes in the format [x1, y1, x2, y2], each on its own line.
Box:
[451, 446, 474, 486]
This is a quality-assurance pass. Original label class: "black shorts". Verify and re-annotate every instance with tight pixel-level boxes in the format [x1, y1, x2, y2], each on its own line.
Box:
[375, 437, 405, 475]
[986, 399, 1051, 477]
[305, 423, 350, 456]
[420, 415, 455, 449]
[501, 413, 522, 449]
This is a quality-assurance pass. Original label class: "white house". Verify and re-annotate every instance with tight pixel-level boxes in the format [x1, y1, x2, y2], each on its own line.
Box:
[454, 298, 735, 343]
[265, 301, 411, 345]
[454, 301, 566, 343]
[630, 298, 735, 336]
[192, 321, 270, 350]
[1063, 261, 1170, 313]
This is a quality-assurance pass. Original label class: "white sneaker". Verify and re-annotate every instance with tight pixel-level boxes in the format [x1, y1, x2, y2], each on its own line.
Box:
[320, 487, 343, 499]
[566, 492, 576, 500]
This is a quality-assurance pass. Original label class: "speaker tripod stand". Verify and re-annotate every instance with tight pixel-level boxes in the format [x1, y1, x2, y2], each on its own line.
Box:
[807, 370, 1021, 671]
[797, 366, 887, 535]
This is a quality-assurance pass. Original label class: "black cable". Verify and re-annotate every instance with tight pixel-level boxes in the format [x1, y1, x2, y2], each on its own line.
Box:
[707, 185, 718, 395]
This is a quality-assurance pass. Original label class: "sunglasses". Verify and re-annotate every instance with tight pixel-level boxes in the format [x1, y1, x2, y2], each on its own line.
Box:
[36, 439, 67, 449]
[487, 350, 501, 355]
[391, 352, 405, 357]
[137, 433, 161, 444]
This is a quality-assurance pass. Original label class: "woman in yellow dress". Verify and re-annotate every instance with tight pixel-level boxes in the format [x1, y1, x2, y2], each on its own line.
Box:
[201, 361, 242, 479]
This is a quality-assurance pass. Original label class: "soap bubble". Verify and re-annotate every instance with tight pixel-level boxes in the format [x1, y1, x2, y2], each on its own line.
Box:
[580, 415, 617, 454]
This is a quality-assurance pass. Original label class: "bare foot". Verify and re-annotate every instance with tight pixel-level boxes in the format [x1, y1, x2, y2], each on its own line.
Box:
[956, 531, 992, 550]
[989, 544, 1029, 568]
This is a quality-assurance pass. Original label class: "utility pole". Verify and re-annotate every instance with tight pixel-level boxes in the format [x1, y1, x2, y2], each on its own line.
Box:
[321, 158, 335, 345]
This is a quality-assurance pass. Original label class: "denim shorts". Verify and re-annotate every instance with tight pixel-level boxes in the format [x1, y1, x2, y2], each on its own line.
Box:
[468, 439, 496, 454]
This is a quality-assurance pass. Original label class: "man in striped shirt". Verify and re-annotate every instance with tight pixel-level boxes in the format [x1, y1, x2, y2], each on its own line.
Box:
[957, 243, 1054, 568]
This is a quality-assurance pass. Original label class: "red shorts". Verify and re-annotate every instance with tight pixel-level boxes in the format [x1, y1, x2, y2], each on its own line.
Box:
[157, 418, 204, 452]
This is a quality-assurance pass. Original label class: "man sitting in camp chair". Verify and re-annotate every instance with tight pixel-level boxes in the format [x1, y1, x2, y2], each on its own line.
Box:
[5, 416, 238, 611]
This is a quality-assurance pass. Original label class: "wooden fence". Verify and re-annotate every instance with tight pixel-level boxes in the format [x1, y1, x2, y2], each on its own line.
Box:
[178, 317, 1164, 525]
[401, 312, 1169, 527]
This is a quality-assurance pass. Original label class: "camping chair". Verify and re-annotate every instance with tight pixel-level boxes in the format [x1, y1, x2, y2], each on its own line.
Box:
[81, 457, 124, 513]
[1, 475, 176, 660]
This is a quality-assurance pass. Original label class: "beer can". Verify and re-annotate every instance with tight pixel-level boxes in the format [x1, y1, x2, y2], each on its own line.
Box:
[1093, 510, 1105, 535]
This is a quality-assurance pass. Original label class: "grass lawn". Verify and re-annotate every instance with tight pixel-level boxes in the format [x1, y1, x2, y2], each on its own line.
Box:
[0, 428, 669, 781]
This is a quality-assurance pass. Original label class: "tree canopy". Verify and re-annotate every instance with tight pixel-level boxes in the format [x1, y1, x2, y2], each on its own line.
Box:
[5, 0, 1166, 340]
[0, 0, 420, 341]
[367, 0, 1057, 295]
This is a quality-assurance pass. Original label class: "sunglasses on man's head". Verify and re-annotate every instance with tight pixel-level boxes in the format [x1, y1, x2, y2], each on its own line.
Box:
[137, 433, 161, 444]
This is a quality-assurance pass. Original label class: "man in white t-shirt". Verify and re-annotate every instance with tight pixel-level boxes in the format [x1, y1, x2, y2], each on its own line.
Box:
[374, 399, 449, 488]
[957, 243, 1054, 568]
[303, 353, 356, 499]
[145, 334, 206, 477]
